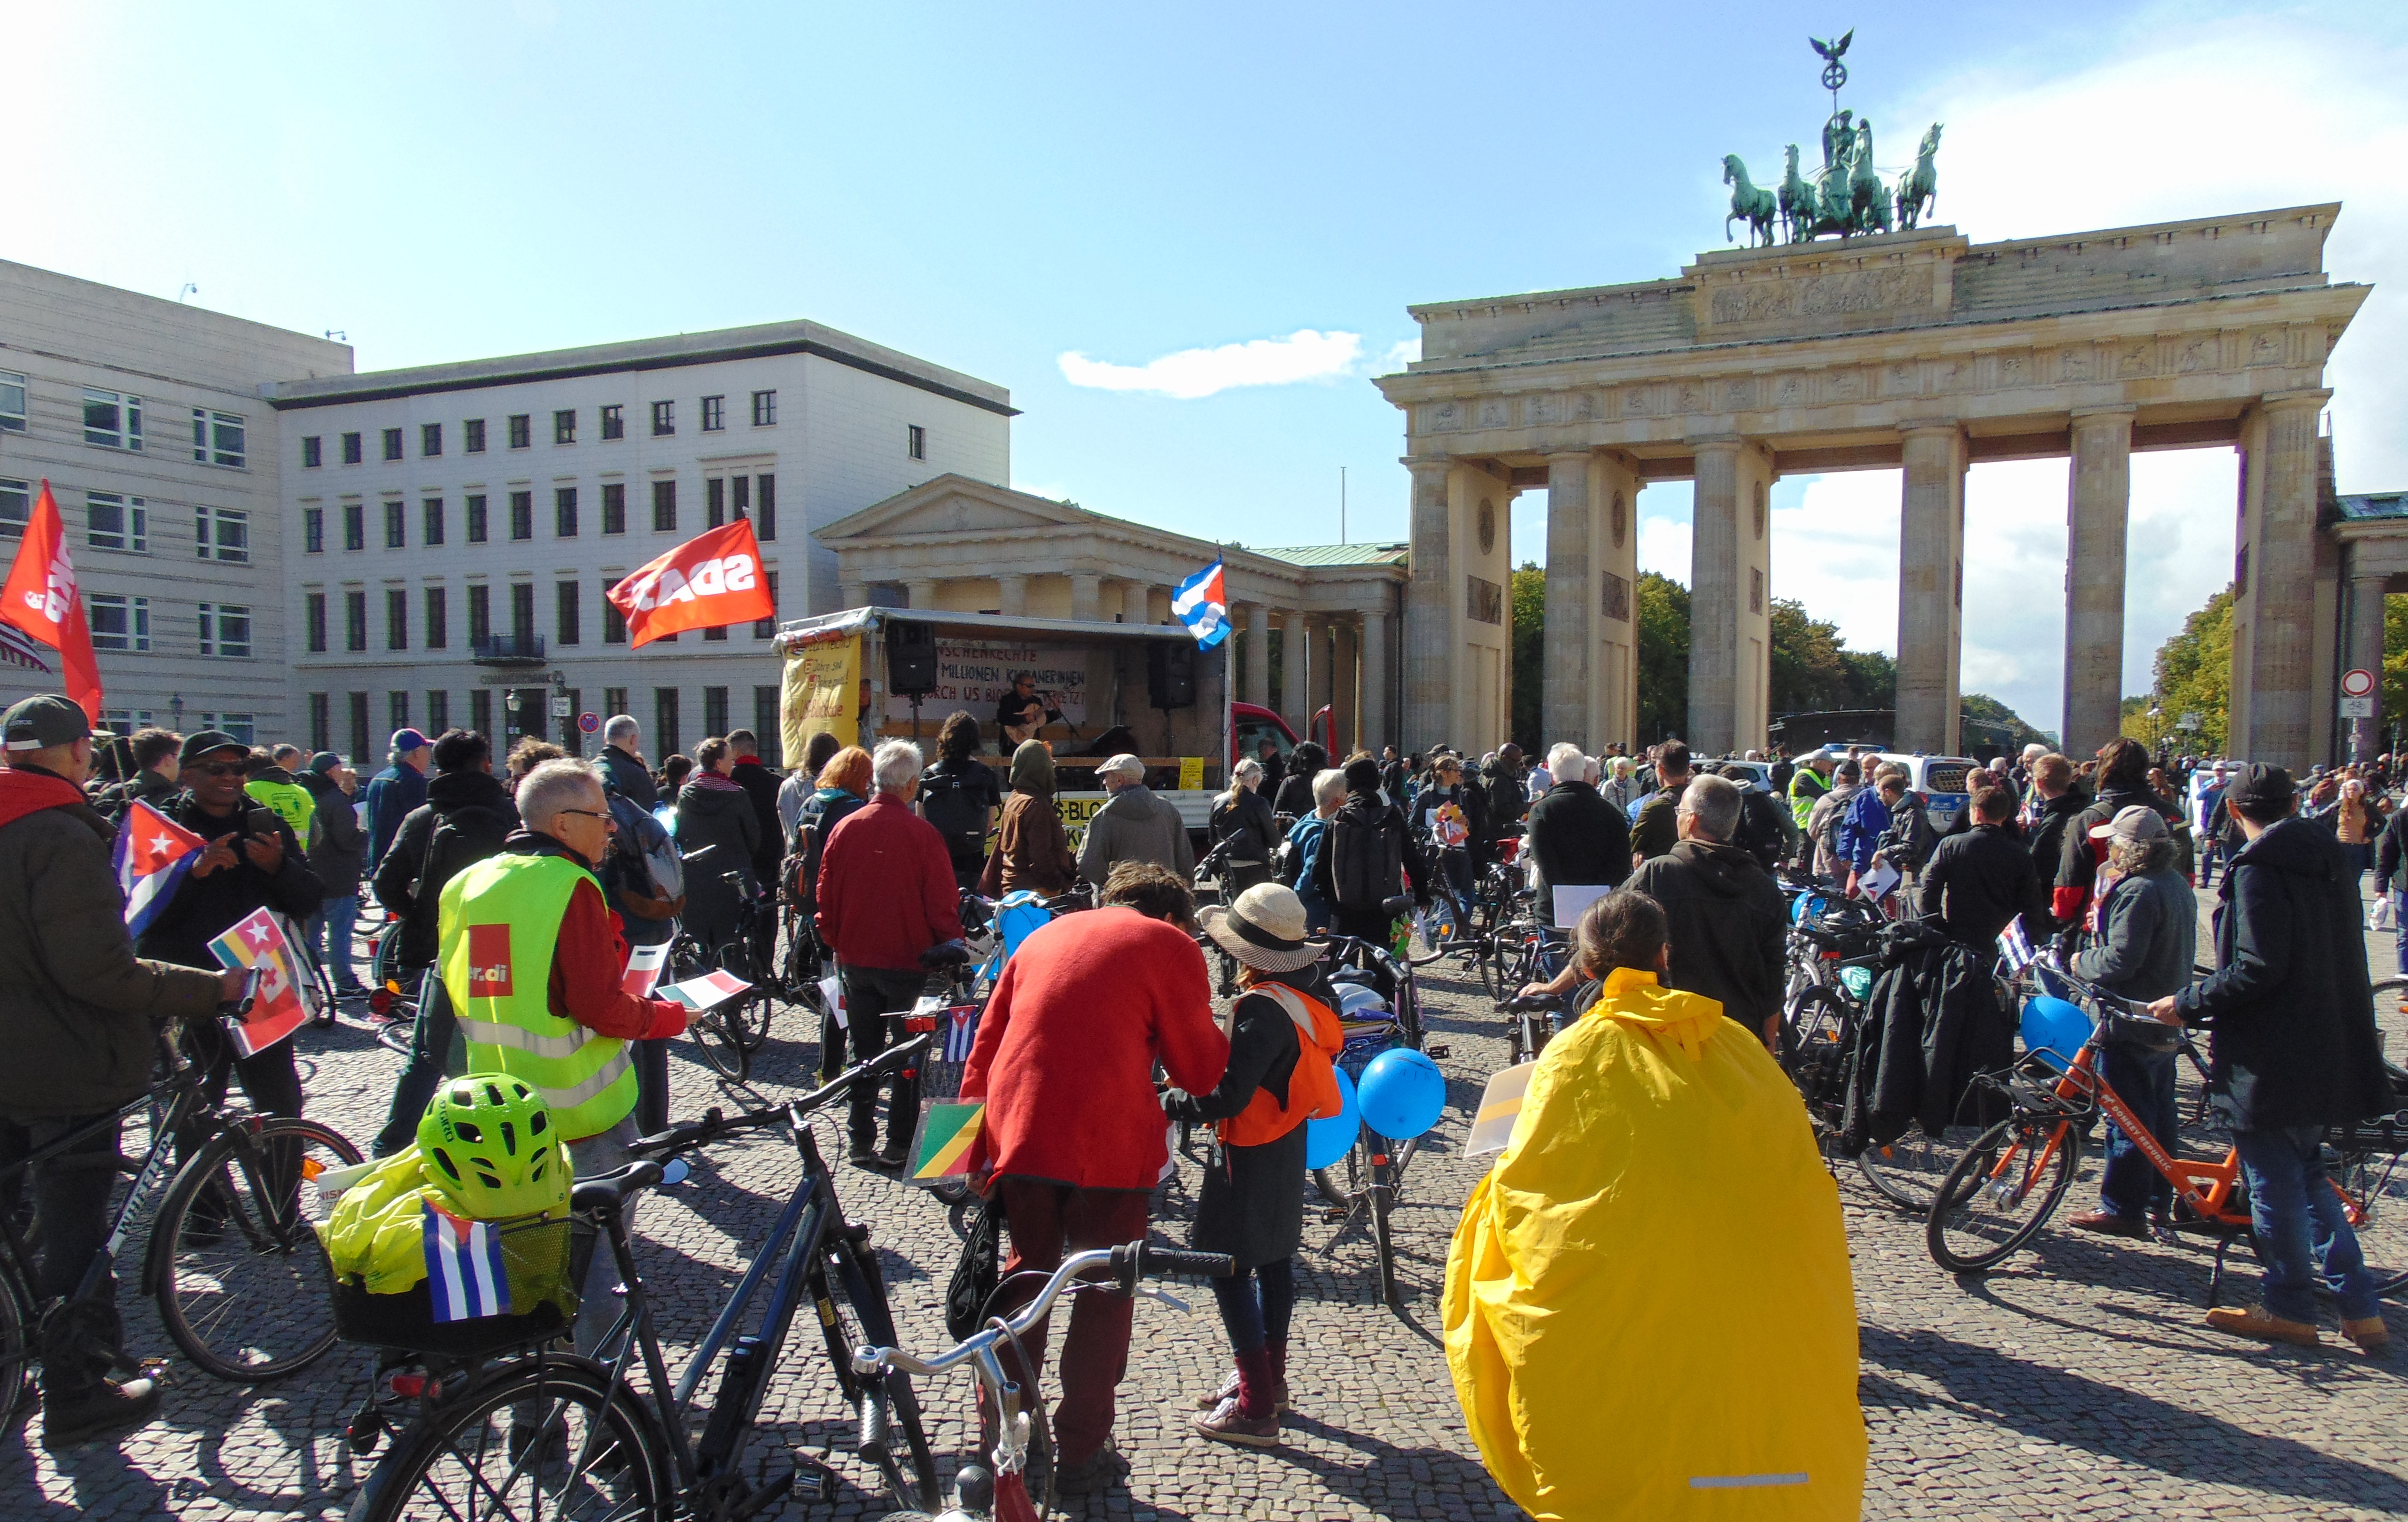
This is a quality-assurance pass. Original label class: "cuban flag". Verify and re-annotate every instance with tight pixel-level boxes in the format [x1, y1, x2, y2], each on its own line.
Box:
[943, 1004, 980, 1063]
[422, 1200, 509, 1321]
[114, 799, 206, 937]
[1998, 918, 2037, 974]
[1170, 559, 1230, 649]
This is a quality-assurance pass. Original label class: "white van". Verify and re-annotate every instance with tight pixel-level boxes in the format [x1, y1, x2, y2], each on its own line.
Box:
[1875, 752, 1981, 834]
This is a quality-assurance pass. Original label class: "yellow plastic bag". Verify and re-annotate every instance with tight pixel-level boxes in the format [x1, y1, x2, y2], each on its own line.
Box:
[319, 1144, 440, 1295]
[1443, 968, 1865, 1521]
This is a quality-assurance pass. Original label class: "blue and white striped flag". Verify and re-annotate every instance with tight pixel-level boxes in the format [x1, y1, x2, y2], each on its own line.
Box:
[1998, 919, 2036, 974]
[943, 1004, 980, 1064]
[1170, 559, 1229, 649]
[423, 1201, 509, 1321]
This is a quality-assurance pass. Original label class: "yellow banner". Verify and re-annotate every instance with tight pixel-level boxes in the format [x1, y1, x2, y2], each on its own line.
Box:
[1178, 756, 1204, 791]
[1056, 792, 1108, 853]
[783, 635, 861, 765]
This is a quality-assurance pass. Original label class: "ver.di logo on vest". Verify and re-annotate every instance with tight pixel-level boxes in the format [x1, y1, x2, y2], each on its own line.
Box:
[468, 923, 514, 997]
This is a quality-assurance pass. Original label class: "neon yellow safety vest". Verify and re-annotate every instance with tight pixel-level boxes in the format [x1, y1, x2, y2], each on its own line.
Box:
[439, 852, 637, 1141]
[246, 777, 316, 843]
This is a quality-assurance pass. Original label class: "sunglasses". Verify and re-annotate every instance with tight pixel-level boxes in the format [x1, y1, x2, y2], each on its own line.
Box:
[190, 761, 247, 778]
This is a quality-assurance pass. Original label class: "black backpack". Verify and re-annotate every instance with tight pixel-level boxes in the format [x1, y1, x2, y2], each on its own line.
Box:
[1732, 791, 1786, 870]
[918, 766, 992, 863]
[1327, 801, 1404, 909]
[1876, 791, 1937, 871]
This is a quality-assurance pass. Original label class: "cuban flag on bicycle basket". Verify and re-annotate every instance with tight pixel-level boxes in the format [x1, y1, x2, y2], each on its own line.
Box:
[423, 1200, 510, 1321]
[114, 799, 207, 937]
[1171, 559, 1230, 649]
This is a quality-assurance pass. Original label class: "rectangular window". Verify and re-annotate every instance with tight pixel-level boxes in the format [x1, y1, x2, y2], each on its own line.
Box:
[650, 401, 674, 436]
[753, 685, 780, 745]
[86, 492, 148, 553]
[653, 688, 680, 757]
[732, 475, 750, 522]
[907, 424, 925, 460]
[349, 692, 371, 762]
[191, 409, 247, 468]
[342, 431, 363, 464]
[468, 688, 491, 737]
[553, 409, 576, 445]
[707, 476, 725, 528]
[382, 427, 403, 462]
[705, 621, 728, 642]
[199, 602, 254, 659]
[556, 580, 580, 645]
[422, 422, 443, 457]
[423, 497, 445, 546]
[464, 418, 486, 453]
[510, 582, 535, 641]
[508, 414, 531, 450]
[0, 371, 25, 432]
[751, 390, 776, 427]
[554, 487, 578, 538]
[344, 500, 365, 551]
[305, 592, 328, 653]
[605, 687, 629, 720]
[87, 594, 150, 652]
[601, 481, 625, 535]
[386, 588, 408, 650]
[346, 590, 368, 651]
[466, 494, 489, 543]
[700, 395, 725, 432]
[602, 581, 627, 644]
[383, 499, 406, 549]
[389, 692, 410, 734]
[651, 479, 676, 531]
[467, 583, 491, 645]
[757, 473, 775, 541]
[304, 505, 325, 554]
[202, 713, 256, 746]
[0, 479, 25, 539]
[302, 435, 322, 468]
[509, 490, 532, 541]
[196, 505, 249, 563]
[600, 404, 624, 441]
[753, 570, 779, 638]
[308, 693, 330, 753]
[425, 585, 448, 649]
[426, 690, 449, 734]
[703, 686, 729, 735]
[84, 388, 143, 450]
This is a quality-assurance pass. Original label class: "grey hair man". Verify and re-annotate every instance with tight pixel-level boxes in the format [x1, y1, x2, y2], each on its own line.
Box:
[1078, 753, 1195, 887]
[1524, 742, 1630, 928]
[598, 714, 658, 811]
[1626, 774, 1788, 1046]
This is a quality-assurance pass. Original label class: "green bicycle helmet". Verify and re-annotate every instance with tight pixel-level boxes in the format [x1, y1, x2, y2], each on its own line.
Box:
[417, 1073, 571, 1219]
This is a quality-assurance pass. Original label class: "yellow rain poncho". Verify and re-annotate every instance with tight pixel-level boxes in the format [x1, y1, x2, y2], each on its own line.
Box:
[319, 1145, 443, 1294]
[1443, 968, 1864, 1521]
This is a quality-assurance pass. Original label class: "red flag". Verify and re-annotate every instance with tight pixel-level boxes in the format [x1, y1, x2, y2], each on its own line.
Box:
[0, 481, 104, 722]
[606, 520, 775, 649]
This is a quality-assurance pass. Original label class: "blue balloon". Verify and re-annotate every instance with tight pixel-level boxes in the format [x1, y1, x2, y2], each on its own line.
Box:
[2020, 994, 2092, 1067]
[1358, 1048, 1447, 1140]
[1305, 1068, 1359, 1170]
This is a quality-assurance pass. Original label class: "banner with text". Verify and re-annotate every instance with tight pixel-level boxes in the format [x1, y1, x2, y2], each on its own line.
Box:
[784, 634, 862, 760]
[883, 639, 1089, 726]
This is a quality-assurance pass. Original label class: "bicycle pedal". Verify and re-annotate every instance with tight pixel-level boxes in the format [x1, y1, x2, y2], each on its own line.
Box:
[1322, 1207, 1348, 1222]
[789, 1458, 836, 1503]
[1424, 1044, 1451, 1060]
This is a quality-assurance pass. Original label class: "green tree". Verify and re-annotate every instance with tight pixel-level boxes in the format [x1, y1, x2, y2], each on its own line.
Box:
[2385, 593, 2408, 749]
[2135, 583, 2234, 754]
[1840, 648, 1896, 708]
[1961, 692, 2050, 751]
[1636, 571, 1691, 743]
[1509, 562, 1546, 751]
[1767, 599, 1853, 714]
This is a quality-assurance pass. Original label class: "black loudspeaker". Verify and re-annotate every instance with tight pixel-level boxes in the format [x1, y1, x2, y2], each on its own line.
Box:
[887, 620, 938, 696]
[1147, 640, 1196, 710]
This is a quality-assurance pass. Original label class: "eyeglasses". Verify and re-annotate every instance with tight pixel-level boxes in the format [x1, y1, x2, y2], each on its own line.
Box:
[556, 807, 615, 826]
[190, 761, 246, 778]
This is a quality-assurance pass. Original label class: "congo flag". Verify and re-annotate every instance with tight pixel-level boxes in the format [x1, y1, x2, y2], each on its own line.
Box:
[904, 1101, 986, 1188]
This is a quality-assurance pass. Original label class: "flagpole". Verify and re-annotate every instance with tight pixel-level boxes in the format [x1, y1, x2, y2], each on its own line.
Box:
[1220, 543, 1233, 792]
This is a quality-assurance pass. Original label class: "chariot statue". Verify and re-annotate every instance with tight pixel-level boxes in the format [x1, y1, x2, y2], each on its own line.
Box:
[1721, 31, 1941, 246]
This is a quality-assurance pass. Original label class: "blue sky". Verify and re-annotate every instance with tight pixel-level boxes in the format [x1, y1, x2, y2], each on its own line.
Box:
[14, 0, 2406, 734]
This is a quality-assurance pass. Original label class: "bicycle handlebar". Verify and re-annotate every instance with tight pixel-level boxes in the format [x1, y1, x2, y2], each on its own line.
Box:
[1499, 994, 1558, 1013]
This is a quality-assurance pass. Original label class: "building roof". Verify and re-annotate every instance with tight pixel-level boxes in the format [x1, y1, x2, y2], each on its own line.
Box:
[1249, 542, 1409, 568]
[2335, 492, 2408, 521]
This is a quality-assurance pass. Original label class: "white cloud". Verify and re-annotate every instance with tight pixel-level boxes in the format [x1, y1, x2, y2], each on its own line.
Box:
[1057, 328, 1363, 400]
[1379, 337, 1420, 373]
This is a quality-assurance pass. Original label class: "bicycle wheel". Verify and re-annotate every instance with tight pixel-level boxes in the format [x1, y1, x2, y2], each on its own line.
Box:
[2331, 1144, 2408, 1297]
[1780, 987, 1854, 1134]
[151, 1116, 362, 1382]
[1311, 1167, 1348, 1210]
[1858, 1109, 1994, 1216]
[816, 1262, 939, 1510]
[0, 1257, 33, 1434]
[1368, 1157, 1400, 1308]
[693, 1012, 751, 1081]
[347, 1357, 665, 1522]
[724, 987, 772, 1054]
[1926, 1117, 2081, 1274]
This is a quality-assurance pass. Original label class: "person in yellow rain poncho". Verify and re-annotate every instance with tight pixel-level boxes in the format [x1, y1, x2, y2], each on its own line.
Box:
[1444, 889, 1864, 1521]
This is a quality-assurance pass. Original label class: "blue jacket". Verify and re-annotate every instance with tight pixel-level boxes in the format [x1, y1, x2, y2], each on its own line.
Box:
[1284, 814, 1331, 921]
[1840, 785, 1892, 874]
[363, 761, 428, 869]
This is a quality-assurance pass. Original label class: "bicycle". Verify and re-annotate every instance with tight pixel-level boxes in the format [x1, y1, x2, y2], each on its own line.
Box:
[347, 1036, 944, 1521]
[677, 846, 779, 1059]
[1308, 921, 1438, 1308]
[852, 1240, 1233, 1522]
[1836, 917, 2007, 1214]
[0, 1009, 363, 1426]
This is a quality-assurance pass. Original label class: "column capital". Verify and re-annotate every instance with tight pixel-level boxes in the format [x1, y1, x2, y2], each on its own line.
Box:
[2255, 388, 2333, 415]
[2070, 404, 2139, 422]
[1544, 449, 1594, 466]
[1897, 418, 1965, 439]
[1401, 455, 1454, 478]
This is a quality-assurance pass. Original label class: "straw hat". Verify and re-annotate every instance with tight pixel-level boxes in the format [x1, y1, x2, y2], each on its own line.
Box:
[1199, 883, 1322, 974]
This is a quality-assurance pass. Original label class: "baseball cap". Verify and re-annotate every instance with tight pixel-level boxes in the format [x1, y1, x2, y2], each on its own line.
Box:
[178, 729, 247, 765]
[2226, 762, 2294, 812]
[390, 728, 431, 754]
[2088, 804, 2169, 845]
[309, 751, 344, 775]
[2, 694, 92, 753]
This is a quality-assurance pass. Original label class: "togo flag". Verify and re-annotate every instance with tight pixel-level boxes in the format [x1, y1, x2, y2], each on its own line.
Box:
[1170, 559, 1229, 649]
[115, 798, 206, 937]
[422, 1201, 509, 1321]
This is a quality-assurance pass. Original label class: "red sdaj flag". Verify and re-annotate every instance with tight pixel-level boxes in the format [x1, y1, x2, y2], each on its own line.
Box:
[0, 481, 104, 721]
[605, 520, 775, 649]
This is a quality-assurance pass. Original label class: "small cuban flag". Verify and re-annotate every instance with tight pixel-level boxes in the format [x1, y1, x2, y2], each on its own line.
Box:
[114, 799, 207, 938]
[943, 1004, 980, 1064]
[1170, 558, 1230, 649]
[422, 1200, 509, 1321]
[1998, 918, 2037, 974]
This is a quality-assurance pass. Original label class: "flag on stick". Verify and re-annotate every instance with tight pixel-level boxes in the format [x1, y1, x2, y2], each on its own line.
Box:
[207, 907, 311, 1056]
[0, 481, 104, 720]
[605, 520, 775, 648]
[114, 799, 207, 937]
[1170, 559, 1229, 649]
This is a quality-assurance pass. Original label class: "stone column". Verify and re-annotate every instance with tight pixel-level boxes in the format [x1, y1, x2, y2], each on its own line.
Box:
[1542, 452, 1592, 751]
[1069, 571, 1103, 622]
[1403, 458, 1455, 752]
[1241, 602, 1271, 708]
[1687, 440, 1743, 754]
[997, 574, 1029, 617]
[2231, 390, 2331, 768]
[1895, 423, 1969, 756]
[2061, 407, 2134, 759]
[1281, 608, 1311, 736]
[1360, 605, 1390, 753]
[1120, 580, 1150, 624]
[904, 577, 939, 610]
[1333, 618, 1359, 754]
[2347, 566, 2387, 762]
[838, 579, 868, 611]
[1592, 453, 1641, 752]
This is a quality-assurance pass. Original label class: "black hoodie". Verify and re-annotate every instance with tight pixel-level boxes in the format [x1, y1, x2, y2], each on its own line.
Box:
[372, 770, 522, 969]
[1626, 839, 1787, 1037]
[2057, 783, 2190, 915]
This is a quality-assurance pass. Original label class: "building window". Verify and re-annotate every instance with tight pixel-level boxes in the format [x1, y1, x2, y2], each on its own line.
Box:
[509, 490, 533, 541]
[601, 481, 625, 535]
[386, 588, 409, 650]
[343, 500, 365, 551]
[426, 690, 449, 734]
[467, 583, 491, 645]
[650, 401, 674, 437]
[464, 418, 487, 453]
[384, 499, 406, 549]
[382, 427, 403, 462]
[192, 409, 247, 468]
[554, 487, 578, 538]
[302, 434, 322, 468]
[304, 505, 325, 553]
[0, 479, 25, 540]
[349, 692, 371, 761]
[342, 431, 363, 464]
[0, 371, 25, 432]
[602, 581, 627, 644]
[508, 414, 531, 450]
[751, 390, 776, 427]
[196, 505, 249, 563]
[753, 685, 779, 745]
[510, 582, 535, 641]
[421, 422, 443, 458]
[425, 585, 448, 649]
[601, 404, 624, 441]
[757, 474, 775, 541]
[345, 590, 368, 651]
[703, 686, 729, 736]
[653, 688, 680, 757]
[705, 621, 728, 642]
[907, 424, 925, 460]
[556, 580, 581, 645]
[604, 687, 628, 719]
[202, 713, 256, 746]
[553, 409, 576, 445]
[465, 494, 489, 543]
[200, 602, 254, 659]
[701, 395, 725, 432]
[651, 479, 676, 531]
[86, 594, 149, 652]
[423, 497, 445, 546]
[753, 570, 778, 638]
[83, 388, 143, 450]
[86, 492, 148, 553]
[706, 477, 725, 528]
[308, 693, 330, 753]
[468, 688, 491, 736]
[305, 592, 327, 653]
[389, 692, 410, 734]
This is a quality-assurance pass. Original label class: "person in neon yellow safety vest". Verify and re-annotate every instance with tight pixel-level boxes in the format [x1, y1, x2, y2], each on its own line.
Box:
[437, 756, 688, 1352]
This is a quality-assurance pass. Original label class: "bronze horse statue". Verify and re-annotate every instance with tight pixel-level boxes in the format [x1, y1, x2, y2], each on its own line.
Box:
[1895, 122, 1942, 230]
[1723, 154, 1778, 247]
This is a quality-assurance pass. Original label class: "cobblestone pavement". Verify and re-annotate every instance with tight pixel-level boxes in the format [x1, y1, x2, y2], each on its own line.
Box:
[5, 884, 2404, 1519]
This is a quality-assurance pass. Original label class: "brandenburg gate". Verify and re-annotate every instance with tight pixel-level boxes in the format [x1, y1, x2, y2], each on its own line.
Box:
[1375, 204, 2365, 766]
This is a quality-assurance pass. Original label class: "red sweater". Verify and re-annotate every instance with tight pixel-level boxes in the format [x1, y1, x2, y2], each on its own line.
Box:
[815, 793, 964, 971]
[552, 875, 688, 1044]
[961, 908, 1229, 1190]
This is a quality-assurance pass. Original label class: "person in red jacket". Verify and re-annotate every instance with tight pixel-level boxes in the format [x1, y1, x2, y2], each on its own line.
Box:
[959, 861, 1229, 1496]
[816, 739, 965, 1166]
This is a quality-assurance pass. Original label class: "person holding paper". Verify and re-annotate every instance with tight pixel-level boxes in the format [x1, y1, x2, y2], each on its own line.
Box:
[1522, 742, 1628, 929]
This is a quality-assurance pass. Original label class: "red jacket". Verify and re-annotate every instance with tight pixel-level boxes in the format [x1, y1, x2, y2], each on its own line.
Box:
[815, 793, 964, 971]
[961, 907, 1229, 1190]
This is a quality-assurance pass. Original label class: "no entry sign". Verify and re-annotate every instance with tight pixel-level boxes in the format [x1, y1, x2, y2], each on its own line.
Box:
[2342, 668, 2377, 699]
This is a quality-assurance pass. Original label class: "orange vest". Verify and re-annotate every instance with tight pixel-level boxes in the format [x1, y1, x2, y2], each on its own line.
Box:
[1221, 985, 1346, 1147]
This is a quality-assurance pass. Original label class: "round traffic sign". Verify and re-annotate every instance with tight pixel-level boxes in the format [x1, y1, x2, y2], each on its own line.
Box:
[577, 711, 601, 734]
[2342, 668, 2377, 699]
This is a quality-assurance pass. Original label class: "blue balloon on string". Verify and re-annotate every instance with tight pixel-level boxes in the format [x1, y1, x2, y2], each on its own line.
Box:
[1304, 1067, 1359, 1170]
[1358, 1048, 1447, 1140]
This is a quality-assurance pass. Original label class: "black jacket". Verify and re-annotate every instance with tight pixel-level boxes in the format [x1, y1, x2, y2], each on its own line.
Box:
[1481, 759, 1528, 840]
[675, 777, 763, 947]
[296, 770, 366, 897]
[600, 745, 659, 812]
[1915, 823, 2048, 949]
[2377, 806, 2408, 895]
[136, 793, 324, 973]
[1626, 840, 1786, 1036]
[1850, 931, 2009, 1147]
[1628, 783, 1687, 862]
[2175, 815, 2391, 1131]
[92, 767, 179, 823]
[2058, 784, 2189, 909]
[729, 758, 785, 884]
[1208, 787, 1280, 867]
[1523, 779, 1630, 924]
[1164, 964, 1334, 1269]
[2024, 790, 2088, 928]
[372, 770, 522, 969]
[1409, 782, 1489, 859]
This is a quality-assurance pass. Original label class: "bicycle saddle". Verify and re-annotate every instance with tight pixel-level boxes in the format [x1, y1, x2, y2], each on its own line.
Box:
[919, 942, 973, 970]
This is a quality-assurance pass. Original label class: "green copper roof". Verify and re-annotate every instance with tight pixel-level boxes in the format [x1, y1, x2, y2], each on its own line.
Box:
[1249, 542, 1409, 567]
[2336, 492, 2408, 520]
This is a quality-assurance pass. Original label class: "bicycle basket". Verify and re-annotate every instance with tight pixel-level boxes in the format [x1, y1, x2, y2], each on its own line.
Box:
[333, 1211, 576, 1358]
[1338, 1019, 1399, 1085]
